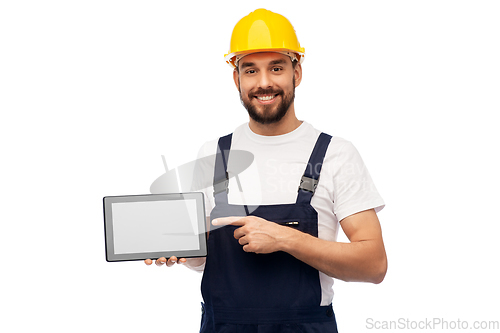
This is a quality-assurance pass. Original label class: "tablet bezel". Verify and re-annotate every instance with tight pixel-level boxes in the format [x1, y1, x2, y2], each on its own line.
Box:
[103, 192, 207, 262]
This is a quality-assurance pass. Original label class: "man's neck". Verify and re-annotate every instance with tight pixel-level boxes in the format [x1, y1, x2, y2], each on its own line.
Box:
[248, 107, 302, 136]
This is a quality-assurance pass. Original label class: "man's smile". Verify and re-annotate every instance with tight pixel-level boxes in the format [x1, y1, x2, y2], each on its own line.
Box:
[254, 94, 279, 104]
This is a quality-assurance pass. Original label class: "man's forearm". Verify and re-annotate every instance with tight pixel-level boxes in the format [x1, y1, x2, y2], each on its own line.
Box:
[278, 227, 387, 284]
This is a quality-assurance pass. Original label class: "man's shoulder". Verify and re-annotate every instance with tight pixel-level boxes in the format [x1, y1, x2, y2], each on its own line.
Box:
[304, 127, 358, 164]
[304, 123, 352, 154]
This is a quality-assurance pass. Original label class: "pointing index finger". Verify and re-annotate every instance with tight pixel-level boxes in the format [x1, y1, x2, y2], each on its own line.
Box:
[212, 216, 246, 226]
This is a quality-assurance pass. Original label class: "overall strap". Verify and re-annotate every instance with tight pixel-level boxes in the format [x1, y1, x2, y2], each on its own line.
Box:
[213, 133, 232, 205]
[296, 133, 332, 204]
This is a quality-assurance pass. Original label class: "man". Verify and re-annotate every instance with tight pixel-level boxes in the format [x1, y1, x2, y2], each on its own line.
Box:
[146, 8, 387, 332]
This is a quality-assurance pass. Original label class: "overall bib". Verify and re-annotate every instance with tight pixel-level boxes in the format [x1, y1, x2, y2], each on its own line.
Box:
[200, 133, 338, 333]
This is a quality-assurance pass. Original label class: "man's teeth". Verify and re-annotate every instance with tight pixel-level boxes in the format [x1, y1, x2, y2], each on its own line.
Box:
[257, 95, 275, 101]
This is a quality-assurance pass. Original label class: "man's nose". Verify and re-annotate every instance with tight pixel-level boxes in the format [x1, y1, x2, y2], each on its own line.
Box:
[257, 71, 272, 89]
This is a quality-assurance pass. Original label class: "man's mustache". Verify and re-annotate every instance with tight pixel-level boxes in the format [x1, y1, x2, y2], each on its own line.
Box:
[249, 88, 284, 97]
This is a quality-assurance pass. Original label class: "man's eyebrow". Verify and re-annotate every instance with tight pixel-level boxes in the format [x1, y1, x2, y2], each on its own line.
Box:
[269, 59, 287, 66]
[239, 62, 255, 70]
[239, 58, 287, 70]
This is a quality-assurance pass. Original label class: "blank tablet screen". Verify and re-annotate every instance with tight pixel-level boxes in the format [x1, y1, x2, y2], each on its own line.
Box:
[103, 193, 207, 262]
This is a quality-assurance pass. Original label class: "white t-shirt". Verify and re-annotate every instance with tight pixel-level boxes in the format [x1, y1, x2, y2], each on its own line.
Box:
[194, 121, 385, 306]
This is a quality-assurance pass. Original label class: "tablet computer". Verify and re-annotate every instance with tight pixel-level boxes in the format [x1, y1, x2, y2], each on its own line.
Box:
[103, 192, 207, 262]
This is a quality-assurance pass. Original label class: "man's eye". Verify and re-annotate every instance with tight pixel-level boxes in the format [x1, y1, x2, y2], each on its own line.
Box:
[271, 67, 282, 72]
[246, 69, 256, 74]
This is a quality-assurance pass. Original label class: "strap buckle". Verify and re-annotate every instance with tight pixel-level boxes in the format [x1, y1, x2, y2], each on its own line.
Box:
[298, 175, 318, 193]
[213, 172, 229, 196]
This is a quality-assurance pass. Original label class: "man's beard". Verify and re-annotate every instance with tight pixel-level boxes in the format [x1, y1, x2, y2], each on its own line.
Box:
[239, 79, 295, 125]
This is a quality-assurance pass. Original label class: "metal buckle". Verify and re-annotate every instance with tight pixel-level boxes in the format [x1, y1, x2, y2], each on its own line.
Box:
[298, 176, 318, 193]
[213, 173, 229, 196]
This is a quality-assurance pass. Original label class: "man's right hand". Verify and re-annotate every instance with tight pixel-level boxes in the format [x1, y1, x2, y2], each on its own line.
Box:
[144, 256, 186, 267]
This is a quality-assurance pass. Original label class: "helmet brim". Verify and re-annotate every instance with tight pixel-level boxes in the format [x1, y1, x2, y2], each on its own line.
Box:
[224, 48, 305, 68]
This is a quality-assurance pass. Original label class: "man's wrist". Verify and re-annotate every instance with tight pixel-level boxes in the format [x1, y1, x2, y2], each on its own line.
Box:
[277, 225, 305, 253]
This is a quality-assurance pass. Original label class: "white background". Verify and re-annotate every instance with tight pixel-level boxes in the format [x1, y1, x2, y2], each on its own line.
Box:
[1, 1, 499, 332]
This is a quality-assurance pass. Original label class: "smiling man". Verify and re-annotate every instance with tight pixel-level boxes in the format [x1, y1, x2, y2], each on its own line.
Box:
[147, 8, 387, 333]
[235, 53, 298, 130]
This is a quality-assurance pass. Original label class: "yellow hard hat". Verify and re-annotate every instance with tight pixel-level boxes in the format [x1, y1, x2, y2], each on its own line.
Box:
[225, 8, 305, 68]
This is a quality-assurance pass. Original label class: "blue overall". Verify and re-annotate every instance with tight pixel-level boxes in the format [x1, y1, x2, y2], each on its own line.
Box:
[200, 133, 338, 333]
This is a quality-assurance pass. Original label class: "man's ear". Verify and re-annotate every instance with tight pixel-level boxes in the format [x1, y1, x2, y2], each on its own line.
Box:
[233, 69, 240, 91]
[294, 63, 303, 88]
